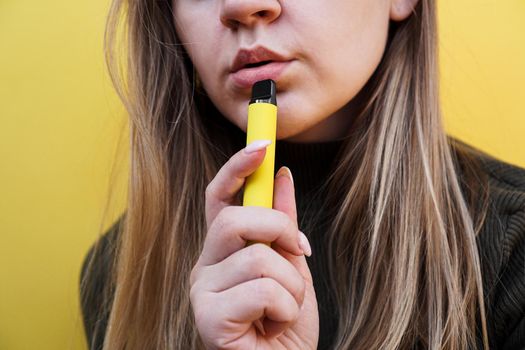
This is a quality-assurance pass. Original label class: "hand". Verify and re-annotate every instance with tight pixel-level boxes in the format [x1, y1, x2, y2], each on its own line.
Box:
[189, 140, 319, 350]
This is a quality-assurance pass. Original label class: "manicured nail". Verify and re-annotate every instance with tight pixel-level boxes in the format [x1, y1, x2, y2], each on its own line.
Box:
[275, 166, 294, 186]
[298, 231, 312, 257]
[244, 140, 272, 154]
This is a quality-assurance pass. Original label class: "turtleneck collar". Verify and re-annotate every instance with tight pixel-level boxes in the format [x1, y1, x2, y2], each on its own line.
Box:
[228, 125, 346, 198]
[274, 138, 345, 197]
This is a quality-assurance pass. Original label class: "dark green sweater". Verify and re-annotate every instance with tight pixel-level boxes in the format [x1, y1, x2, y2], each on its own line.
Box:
[80, 138, 525, 349]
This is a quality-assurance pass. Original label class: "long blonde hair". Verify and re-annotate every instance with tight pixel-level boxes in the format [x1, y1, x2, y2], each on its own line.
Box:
[82, 0, 492, 348]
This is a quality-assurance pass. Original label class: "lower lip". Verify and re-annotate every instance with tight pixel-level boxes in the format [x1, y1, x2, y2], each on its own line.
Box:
[230, 60, 294, 89]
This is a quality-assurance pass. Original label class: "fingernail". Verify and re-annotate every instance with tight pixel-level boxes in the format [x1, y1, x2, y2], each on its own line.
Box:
[275, 166, 294, 186]
[298, 231, 312, 257]
[244, 140, 272, 154]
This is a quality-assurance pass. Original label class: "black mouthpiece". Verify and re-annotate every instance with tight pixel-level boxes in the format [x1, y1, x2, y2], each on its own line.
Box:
[249, 79, 277, 105]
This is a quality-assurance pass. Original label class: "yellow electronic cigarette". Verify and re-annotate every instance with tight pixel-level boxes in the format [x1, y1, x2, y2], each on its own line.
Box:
[242, 79, 278, 247]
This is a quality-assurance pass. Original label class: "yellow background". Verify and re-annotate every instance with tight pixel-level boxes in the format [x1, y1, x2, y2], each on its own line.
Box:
[1, 0, 524, 349]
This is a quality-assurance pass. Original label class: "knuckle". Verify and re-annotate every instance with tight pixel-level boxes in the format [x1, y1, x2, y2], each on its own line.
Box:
[244, 244, 269, 277]
[213, 207, 235, 235]
[189, 281, 199, 305]
[280, 211, 297, 235]
[254, 278, 278, 306]
[192, 301, 208, 330]
[204, 182, 215, 202]
[190, 287, 214, 330]
[189, 265, 200, 286]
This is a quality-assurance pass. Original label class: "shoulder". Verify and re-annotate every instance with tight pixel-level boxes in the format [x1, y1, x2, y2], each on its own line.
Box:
[482, 159, 525, 349]
[79, 215, 124, 350]
[450, 136, 525, 199]
[476, 148, 525, 267]
[478, 151, 525, 213]
[465, 141, 525, 257]
[450, 137, 525, 349]
[80, 216, 123, 290]
[451, 137, 525, 267]
[450, 136, 525, 227]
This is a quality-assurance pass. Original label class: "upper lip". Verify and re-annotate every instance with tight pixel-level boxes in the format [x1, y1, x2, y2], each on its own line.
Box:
[230, 46, 291, 73]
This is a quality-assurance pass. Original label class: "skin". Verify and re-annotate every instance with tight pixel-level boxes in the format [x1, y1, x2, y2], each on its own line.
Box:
[176, 0, 419, 348]
[173, 0, 418, 142]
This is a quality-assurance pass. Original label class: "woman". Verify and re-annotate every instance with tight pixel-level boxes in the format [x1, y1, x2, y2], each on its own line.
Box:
[80, 0, 525, 349]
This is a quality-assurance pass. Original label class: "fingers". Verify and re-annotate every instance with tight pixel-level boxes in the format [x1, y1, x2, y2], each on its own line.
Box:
[218, 277, 300, 330]
[195, 243, 306, 307]
[273, 164, 313, 274]
[205, 140, 272, 229]
[272, 243, 314, 286]
[273, 166, 297, 225]
[273, 166, 312, 256]
[193, 140, 318, 347]
[197, 206, 304, 268]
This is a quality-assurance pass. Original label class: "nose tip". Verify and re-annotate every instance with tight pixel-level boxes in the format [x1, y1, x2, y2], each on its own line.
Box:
[220, 0, 282, 29]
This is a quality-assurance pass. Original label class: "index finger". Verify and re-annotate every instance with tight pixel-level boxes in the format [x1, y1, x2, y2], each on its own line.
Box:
[205, 139, 272, 229]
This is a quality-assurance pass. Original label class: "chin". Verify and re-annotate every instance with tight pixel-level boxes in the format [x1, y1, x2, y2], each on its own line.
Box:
[274, 116, 316, 140]
[276, 127, 310, 142]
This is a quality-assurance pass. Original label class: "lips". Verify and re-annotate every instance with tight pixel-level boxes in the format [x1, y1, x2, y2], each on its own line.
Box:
[230, 61, 294, 89]
[230, 46, 294, 89]
[230, 46, 291, 73]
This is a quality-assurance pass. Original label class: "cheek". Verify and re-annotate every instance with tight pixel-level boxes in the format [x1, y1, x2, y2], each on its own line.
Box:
[173, 0, 390, 138]
[309, 3, 390, 103]
[173, 8, 221, 81]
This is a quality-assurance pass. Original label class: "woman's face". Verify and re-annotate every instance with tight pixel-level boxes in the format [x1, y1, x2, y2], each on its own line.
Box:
[173, 0, 417, 142]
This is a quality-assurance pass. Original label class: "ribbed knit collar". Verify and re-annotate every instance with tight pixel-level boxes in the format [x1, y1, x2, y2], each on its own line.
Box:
[229, 125, 346, 203]
[274, 138, 345, 197]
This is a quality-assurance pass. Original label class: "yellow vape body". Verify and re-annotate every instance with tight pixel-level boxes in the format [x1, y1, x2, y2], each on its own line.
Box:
[242, 79, 278, 247]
